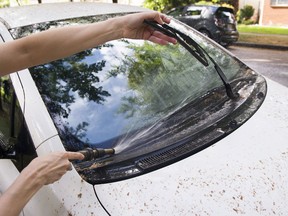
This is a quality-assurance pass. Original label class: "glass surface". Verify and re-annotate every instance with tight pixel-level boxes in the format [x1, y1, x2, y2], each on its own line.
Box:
[0, 76, 24, 156]
[11, 13, 265, 183]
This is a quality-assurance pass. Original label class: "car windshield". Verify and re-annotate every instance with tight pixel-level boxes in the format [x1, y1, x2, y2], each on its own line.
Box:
[11, 13, 265, 183]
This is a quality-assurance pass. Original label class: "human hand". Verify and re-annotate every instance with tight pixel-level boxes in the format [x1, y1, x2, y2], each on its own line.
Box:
[118, 11, 177, 45]
[23, 152, 84, 186]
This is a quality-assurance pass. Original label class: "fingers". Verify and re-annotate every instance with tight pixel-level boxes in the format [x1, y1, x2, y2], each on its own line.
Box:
[121, 11, 177, 45]
[65, 151, 85, 161]
[64, 152, 84, 171]
[161, 14, 172, 25]
[43, 152, 81, 184]
[67, 162, 73, 171]
[149, 30, 177, 45]
[143, 11, 171, 25]
[142, 12, 177, 45]
[152, 13, 166, 25]
[157, 13, 172, 25]
[22, 151, 85, 186]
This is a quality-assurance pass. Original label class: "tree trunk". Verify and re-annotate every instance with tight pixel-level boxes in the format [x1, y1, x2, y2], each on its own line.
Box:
[229, 0, 239, 14]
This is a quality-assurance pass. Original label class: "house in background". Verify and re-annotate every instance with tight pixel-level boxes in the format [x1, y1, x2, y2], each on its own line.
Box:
[239, 0, 288, 26]
[261, 0, 288, 25]
[239, 0, 261, 22]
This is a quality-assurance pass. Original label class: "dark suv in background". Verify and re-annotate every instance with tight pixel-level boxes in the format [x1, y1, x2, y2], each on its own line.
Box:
[167, 5, 239, 47]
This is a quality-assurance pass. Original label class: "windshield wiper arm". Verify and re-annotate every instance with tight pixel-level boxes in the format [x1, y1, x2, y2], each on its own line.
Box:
[144, 20, 209, 67]
[144, 20, 239, 99]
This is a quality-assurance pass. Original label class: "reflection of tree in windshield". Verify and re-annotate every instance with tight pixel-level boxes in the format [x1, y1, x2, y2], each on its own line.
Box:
[30, 47, 111, 150]
[12, 17, 117, 150]
[109, 41, 206, 118]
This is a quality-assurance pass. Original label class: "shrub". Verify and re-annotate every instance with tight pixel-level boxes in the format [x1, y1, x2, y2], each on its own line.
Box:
[0, 0, 9, 8]
[242, 19, 255, 25]
[237, 5, 255, 24]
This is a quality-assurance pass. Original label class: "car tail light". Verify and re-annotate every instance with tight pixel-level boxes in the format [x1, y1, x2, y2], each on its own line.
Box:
[214, 17, 225, 28]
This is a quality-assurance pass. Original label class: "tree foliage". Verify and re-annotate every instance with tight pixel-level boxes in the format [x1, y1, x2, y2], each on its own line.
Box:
[143, 0, 196, 12]
[0, 0, 9, 7]
[143, 0, 238, 13]
[237, 5, 255, 23]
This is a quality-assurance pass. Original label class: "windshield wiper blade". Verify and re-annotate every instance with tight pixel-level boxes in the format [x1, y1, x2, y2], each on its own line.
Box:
[144, 20, 209, 67]
[144, 20, 239, 99]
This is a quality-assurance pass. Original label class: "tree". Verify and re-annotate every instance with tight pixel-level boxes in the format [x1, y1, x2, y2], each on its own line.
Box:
[143, 0, 239, 13]
[239, 5, 254, 22]
[107, 39, 211, 118]
[227, 0, 239, 13]
[30, 50, 113, 150]
[12, 20, 113, 150]
[0, 0, 9, 7]
[144, 0, 196, 12]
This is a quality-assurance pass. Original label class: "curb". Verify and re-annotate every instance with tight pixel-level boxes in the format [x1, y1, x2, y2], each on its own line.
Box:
[234, 41, 288, 50]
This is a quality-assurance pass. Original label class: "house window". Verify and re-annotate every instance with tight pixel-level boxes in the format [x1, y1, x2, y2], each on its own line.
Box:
[271, 0, 288, 6]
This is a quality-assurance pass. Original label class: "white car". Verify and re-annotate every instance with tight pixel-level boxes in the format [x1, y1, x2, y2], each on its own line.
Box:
[0, 2, 288, 216]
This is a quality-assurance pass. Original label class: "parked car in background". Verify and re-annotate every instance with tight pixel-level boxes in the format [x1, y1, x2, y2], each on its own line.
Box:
[167, 5, 239, 47]
[0, 2, 288, 216]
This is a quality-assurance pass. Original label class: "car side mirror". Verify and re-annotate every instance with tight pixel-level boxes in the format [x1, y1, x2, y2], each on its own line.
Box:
[0, 135, 17, 160]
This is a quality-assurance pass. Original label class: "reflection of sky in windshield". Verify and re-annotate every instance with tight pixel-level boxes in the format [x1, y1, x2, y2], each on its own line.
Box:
[64, 41, 139, 144]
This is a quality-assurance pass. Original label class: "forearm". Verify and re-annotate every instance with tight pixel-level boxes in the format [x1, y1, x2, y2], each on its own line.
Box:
[0, 11, 176, 76]
[0, 167, 43, 216]
[27, 18, 122, 64]
[1, 17, 122, 75]
[0, 152, 83, 216]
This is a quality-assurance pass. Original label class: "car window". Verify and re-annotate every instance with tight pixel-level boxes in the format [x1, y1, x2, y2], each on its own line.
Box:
[185, 7, 202, 16]
[201, 7, 211, 18]
[167, 7, 183, 17]
[10, 14, 266, 184]
[0, 77, 19, 153]
[0, 76, 37, 170]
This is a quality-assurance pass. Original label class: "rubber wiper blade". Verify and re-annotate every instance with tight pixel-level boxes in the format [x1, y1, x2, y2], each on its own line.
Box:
[144, 20, 239, 99]
[144, 20, 209, 67]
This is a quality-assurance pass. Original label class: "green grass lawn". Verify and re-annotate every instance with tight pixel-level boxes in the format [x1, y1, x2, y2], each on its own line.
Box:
[237, 24, 288, 35]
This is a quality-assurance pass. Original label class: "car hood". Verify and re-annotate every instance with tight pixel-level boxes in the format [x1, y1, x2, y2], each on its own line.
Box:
[94, 78, 288, 215]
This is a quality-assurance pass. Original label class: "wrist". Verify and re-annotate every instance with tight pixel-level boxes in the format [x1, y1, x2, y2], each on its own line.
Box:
[21, 158, 47, 187]
[21, 164, 45, 189]
[106, 16, 125, 40]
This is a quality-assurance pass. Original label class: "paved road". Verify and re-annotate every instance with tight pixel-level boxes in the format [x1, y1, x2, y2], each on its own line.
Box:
[228, 46, 288, 88]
